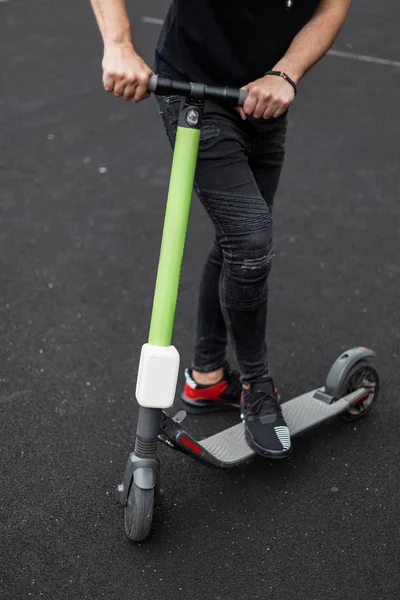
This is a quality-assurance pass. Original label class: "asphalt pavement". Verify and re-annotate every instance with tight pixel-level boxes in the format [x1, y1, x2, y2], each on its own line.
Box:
[1, 1, 400, 599]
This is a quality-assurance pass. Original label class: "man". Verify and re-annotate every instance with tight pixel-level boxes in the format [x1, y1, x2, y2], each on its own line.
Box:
[90, 0, 351, 458]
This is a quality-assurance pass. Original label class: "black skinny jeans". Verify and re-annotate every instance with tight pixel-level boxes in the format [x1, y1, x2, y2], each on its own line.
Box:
[157, 95, 287, 382]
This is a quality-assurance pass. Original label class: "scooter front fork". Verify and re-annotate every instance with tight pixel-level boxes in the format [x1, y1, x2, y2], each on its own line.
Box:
[116, 407, 161, 506]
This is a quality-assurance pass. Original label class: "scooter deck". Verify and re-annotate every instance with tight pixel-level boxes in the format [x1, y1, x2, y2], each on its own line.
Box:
[198, 389, 361, 467]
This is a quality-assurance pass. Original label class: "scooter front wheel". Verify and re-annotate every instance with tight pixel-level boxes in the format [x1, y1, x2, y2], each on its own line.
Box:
[124, 483, 155, 542]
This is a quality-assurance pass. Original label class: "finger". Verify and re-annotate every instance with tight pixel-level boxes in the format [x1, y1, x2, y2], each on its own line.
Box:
[113, 78, 127, 97]
[133, 82, 150, 103]
[262, 99, 280, 120]
[103, 72, 115, 93]
[253, 101, 265, 119]
[271, 103, 289, 119]
[253, 95, 271, 119]
[243, 92, 257, 117]
[123, 83, 137, 101]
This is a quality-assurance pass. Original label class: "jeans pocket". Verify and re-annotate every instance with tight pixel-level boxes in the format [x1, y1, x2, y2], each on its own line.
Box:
[163, 95, 181, 125]
[157, 95, 181, 147]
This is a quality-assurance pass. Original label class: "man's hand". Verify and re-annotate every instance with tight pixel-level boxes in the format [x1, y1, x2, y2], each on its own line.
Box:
[238, 74, 296, 120]
[102, 43, 153, 102]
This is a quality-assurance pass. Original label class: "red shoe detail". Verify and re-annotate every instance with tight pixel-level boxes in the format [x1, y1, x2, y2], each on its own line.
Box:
[183, 379, 229, 402]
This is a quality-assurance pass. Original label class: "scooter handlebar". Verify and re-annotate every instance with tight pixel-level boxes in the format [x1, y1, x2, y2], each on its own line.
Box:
[148, 75, 248, 107]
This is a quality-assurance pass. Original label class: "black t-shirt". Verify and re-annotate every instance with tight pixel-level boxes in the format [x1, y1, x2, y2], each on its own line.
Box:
[155, 0, 321, 87]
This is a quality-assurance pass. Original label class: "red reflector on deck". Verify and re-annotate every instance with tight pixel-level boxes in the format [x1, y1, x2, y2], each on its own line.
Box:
[180, 435, 202, 454]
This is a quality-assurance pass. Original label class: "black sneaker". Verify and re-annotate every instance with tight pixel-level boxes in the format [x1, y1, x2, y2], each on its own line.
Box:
[241, 377, 291, 458]
[181, 366, 242, 414]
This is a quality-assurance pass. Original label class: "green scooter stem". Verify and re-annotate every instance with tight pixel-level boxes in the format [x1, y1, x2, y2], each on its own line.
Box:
[148, 125, 201, 347]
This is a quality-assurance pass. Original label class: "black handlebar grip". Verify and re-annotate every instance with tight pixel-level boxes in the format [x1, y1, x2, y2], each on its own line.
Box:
[238, 89, 249, 107]
[147, 74, 158, 93]
[147, 74, 248, 106]
[148, 76, 192, 96]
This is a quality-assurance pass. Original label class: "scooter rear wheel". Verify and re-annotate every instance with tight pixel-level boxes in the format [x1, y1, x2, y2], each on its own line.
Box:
[124, 483, 155, 542]
[340, 360, 379, 422]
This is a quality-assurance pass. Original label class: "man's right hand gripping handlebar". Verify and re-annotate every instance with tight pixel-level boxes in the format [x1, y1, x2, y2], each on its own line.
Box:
[102, 45, 153, 103]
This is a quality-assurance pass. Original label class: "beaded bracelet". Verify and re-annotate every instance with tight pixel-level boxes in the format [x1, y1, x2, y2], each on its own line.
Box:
[264, 70, 298, 96]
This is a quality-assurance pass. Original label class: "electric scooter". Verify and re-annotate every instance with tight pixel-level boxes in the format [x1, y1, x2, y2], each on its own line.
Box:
[116, 75, 380, 542]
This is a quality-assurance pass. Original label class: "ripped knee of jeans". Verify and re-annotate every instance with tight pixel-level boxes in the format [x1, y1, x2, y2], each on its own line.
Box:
[223, 246, 274, 311]
[240, 248, 274, 271]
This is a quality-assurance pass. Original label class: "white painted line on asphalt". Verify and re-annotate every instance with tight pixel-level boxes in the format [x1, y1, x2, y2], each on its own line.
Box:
[141, 15, 400, 70]
[141, 16, 164, 26]
[328, 49, 400, 69]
